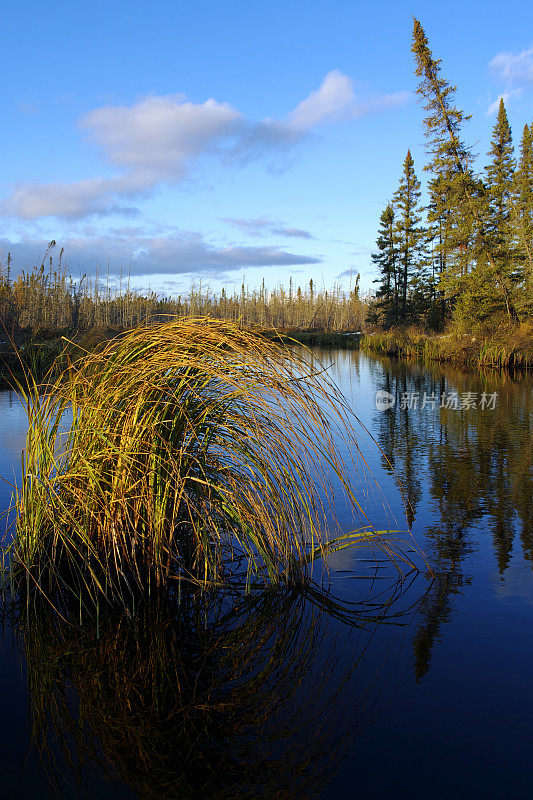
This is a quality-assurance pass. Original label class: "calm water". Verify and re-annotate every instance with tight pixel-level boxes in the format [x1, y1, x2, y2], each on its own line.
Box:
[0, 349, 532, 799]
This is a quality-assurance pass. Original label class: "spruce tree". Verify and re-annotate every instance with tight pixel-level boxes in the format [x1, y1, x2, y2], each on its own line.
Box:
[411, 17, 477, 278]
[485, 99, 516, 260]
[513, 123, 533, 306]
[470, 98, 523, 322]
[392, 149, 426, 323]
[371, 203, 399, 325]
[426, 174, 452, 325]
[412, 18, 520, 324]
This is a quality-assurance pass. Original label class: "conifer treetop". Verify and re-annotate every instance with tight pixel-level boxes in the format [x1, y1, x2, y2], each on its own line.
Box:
[485, 97, 515, 221]
[411, 17, 472, 174]
[411, 17, 521, 322]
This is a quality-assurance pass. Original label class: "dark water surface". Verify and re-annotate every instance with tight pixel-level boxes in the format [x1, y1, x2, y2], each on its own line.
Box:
[0, 350, 531, 799]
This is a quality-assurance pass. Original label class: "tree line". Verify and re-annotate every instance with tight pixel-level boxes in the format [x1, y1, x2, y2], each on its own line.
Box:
[0, 246, 366, 338]
[369, 19, 533, 331]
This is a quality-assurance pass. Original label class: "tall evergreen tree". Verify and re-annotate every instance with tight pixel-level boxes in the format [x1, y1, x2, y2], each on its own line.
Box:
[426, 174, 452, 325]
[467, 98, 523, 322]
[513, 123, 533, 306]
[392, 149, 426, 322]
[412, 18, 477, 279]
[371, 203, 399, 325]
[485, 99, 516, 260]
[412, 18, 521, 323]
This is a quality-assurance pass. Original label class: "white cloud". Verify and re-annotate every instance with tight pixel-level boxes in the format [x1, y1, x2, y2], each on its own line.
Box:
[490, 45, 533, 86]
[0, 231, 320, 279]
[222, 217, 313, 239]
[486, 89, 523, 116]
[3, 96, 242, 220]
[288, 70, 409, 129]
[3, 177, 142, 219]
[1, 75, 409, 222]
[82, 95, 242, 178]
[288, 70, 356, 129]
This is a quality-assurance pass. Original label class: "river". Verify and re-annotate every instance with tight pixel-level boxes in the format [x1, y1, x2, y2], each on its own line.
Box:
[0, 348, 531, 799]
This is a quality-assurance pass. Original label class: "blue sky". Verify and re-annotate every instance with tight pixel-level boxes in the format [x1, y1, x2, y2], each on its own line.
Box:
[2, 0, 533, 295]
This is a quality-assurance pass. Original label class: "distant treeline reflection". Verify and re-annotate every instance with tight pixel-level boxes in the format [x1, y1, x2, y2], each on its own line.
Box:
[369, 352, 530, 681]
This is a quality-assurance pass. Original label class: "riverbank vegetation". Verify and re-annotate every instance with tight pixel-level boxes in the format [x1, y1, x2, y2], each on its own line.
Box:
[0, 252, 366, 379]
[0, 248, 366, 340]
[367, 20, 533, 353]
[362, 322, 533, 369]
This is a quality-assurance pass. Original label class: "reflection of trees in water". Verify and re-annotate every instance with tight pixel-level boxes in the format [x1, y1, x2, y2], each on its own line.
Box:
[426, 371, 532, 572]
[371, 356, 532, 569]
[373, 367, 424, 529]
[411, 572, 467, 682]
[370, 356, 532, 680]
[18, 576, 426, 800]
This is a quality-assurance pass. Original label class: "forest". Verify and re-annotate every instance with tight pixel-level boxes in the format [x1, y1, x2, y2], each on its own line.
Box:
[369, 19, 533, 333]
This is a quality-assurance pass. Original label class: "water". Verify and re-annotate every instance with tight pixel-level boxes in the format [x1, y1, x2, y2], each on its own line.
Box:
[0, 350, 531, 799]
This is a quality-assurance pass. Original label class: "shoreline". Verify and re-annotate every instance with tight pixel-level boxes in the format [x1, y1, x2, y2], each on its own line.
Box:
[360, 327, 533, 370]
[1, 323, 532, 387]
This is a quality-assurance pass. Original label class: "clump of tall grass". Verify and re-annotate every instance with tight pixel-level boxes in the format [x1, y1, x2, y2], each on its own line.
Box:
[5, 318, 405, 614]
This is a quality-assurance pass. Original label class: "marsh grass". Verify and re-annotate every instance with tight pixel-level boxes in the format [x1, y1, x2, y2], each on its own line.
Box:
[362, 323, 533, 369]
[3, 318, 410, 615]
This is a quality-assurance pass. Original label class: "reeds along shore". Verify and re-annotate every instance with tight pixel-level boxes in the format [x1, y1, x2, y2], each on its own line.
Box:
[2, 254, 532, 376]
[0, 254, 367, 337]
[4, 318, 412, 617]
[362, 323, 533, 369]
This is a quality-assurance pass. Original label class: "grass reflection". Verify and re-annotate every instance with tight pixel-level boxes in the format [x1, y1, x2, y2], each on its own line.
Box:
[17, 574, 425, 799]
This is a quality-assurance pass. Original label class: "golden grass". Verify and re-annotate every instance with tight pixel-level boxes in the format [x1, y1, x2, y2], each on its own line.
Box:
[363, 322, 533, 369]
[4, 318, 408, 614]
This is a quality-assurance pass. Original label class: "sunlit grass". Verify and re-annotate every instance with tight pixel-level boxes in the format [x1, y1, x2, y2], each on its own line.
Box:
[362, 322, 533, 368]
[4, 318, 412, 614]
